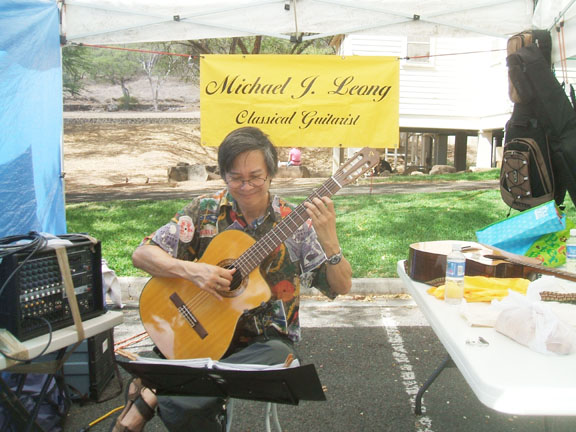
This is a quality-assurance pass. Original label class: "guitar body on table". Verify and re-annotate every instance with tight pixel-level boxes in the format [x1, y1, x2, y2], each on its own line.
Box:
[407, 240, 576, 286]
[139, 148, 379, 360]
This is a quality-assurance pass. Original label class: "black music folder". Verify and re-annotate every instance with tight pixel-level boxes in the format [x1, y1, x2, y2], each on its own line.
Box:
[118, 358, 326, 405]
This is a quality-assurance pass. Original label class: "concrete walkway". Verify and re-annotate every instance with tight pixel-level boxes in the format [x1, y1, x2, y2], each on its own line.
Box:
[66, 179, 498, 203]
[117, 276, 407, 305]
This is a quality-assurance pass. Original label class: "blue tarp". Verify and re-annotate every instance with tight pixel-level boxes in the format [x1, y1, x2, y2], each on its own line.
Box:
[0, 0, 66, 237]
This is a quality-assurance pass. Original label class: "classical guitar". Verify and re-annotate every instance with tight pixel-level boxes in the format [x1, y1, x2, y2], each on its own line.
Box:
[407, 240, 576, 286]
[139, 148, 379, 360]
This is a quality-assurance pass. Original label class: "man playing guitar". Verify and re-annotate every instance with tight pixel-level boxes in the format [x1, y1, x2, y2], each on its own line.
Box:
[111, 127, 352, 432]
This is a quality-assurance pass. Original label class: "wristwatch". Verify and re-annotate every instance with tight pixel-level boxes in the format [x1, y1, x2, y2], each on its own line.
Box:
[326, 249, 343, 265]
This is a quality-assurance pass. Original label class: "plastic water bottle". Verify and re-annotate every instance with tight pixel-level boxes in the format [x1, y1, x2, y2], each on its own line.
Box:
[566, 229, 576, 273]
[445, 244, 466, 305]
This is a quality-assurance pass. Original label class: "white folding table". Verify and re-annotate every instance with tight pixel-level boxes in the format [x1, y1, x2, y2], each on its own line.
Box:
[0, 310, 123, 371]
[398, 260, 576, 416]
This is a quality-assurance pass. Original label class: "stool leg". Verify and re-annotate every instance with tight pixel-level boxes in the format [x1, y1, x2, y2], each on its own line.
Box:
[265, 402, 282, 432]
[226, 399, 234, 432]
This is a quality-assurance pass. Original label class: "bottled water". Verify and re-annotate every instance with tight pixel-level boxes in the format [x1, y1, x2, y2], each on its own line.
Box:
[445, 244, 466, 305]
[566, 229, 576, 274]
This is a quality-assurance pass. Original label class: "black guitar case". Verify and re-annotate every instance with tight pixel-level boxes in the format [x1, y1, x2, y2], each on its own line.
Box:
[507, 44, 576, 207]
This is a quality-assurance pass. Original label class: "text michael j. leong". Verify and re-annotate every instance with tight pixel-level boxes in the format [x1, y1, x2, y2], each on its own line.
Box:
[204, 75, 393, 103]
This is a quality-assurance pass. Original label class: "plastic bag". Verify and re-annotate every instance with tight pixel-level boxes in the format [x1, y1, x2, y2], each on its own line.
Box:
[476, 201, 566, 255]
[524, 218, 575, 267]
[493, 290, 576, 355]
[102, 259, 124, 309]
[427, 275, 529, 302]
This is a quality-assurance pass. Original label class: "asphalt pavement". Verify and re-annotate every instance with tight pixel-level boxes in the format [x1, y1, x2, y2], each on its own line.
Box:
[62, 290, 576, 432]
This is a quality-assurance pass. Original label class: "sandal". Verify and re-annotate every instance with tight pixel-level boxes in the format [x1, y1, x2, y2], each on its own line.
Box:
[110, 378, 155, 432]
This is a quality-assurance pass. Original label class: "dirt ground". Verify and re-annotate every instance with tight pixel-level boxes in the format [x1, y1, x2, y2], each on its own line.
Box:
[62, 78, 376, 196]
[63, 77, 481, 197]
[62, 122, 334, 196]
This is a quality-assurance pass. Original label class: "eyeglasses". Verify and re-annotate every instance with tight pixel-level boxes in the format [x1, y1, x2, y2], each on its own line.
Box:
[226, 176, 268, 188]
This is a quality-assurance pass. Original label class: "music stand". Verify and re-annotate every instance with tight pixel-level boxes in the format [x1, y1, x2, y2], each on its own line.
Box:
[118, 359, 326, 405]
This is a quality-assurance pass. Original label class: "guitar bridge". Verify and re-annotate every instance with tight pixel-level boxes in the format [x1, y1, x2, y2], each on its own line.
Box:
[169, 292, 208, 339]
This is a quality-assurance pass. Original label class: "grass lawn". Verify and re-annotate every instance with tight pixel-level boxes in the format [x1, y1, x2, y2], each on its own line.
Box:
[66, 172, 576, 278]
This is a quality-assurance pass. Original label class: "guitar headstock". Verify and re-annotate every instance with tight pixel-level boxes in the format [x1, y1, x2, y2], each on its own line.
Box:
[333, 148, 380, 187]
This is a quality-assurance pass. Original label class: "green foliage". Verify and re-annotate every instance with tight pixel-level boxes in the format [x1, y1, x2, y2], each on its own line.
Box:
[62, 37, 334, 100]
[359, 168, 500, 184]
[66, 187, 576, 279]
[178, 35, 336, 80]
[139, 43, 195, 109]
[62, 45, 92, 95]
[260, 36, 336, 55]
[86, 47, 142, 100]
[180, 35, 335, 56]
[88, 47, 142, 84]
[66, 199, 190, 276]
[63, 42, 196, 101]
[116, 95, 140, 110]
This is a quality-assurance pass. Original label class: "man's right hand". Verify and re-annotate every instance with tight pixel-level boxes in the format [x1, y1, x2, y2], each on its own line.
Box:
[180, 262, 236, 301]
[132, 244, 235, 300]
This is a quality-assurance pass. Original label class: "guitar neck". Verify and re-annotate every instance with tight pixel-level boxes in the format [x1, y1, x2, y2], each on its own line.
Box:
[234, 177, 341, 275]
[232, 147, 379, 277]
[506, 256, 576, 283]
[479, 242, 576, 283]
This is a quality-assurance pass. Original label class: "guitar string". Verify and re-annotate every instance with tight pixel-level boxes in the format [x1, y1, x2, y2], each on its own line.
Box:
[238, 150, 379, 268]
[233, 179, 338, 272]
[232, 183, 337, 275]
[181, 286, 212, 323]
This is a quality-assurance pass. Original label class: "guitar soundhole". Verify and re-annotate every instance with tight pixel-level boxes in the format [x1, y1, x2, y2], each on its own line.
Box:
[219, 260, 247, 298]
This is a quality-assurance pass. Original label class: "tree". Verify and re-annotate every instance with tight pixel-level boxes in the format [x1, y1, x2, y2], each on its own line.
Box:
[61, 36, 335, 107]
[139, 43, 193, 111]
[177, 35, 336, 76]
[89, 48, 142, 107]
[180, 35, 335, 55]
[61, 45, 92, 96]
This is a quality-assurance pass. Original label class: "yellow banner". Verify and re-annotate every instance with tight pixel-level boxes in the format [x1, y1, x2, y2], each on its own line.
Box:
[200, 55, 399, 148]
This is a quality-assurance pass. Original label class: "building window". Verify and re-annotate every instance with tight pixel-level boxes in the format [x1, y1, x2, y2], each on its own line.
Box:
[405, 37, 433, 66]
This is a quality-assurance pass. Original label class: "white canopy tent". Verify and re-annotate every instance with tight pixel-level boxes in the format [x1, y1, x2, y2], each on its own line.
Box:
[60, 0, 576, 65]
[61, 0, 534, 44]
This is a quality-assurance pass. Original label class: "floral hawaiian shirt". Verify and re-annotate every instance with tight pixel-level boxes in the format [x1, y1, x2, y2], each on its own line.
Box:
[141, 189, 337, 343]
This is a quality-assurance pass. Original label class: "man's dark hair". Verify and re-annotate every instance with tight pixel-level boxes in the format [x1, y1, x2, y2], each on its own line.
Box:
[218, 127, 279, 178]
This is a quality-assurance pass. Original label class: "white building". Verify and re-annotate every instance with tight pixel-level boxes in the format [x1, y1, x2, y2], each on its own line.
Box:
[338, 33, 514, 172]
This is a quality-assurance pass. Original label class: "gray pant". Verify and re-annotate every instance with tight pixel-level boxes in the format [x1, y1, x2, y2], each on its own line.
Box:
[156, 335, 299, 432]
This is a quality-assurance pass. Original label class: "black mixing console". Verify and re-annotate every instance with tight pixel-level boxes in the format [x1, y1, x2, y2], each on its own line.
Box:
[0, 234, 105, 341]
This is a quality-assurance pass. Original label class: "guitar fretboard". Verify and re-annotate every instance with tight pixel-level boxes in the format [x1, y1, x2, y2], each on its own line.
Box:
[233, 177, 341, 277]
[226, 146, 378, 280]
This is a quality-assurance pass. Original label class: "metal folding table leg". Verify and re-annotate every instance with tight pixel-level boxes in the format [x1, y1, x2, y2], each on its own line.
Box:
[415, 354, 454, 415]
